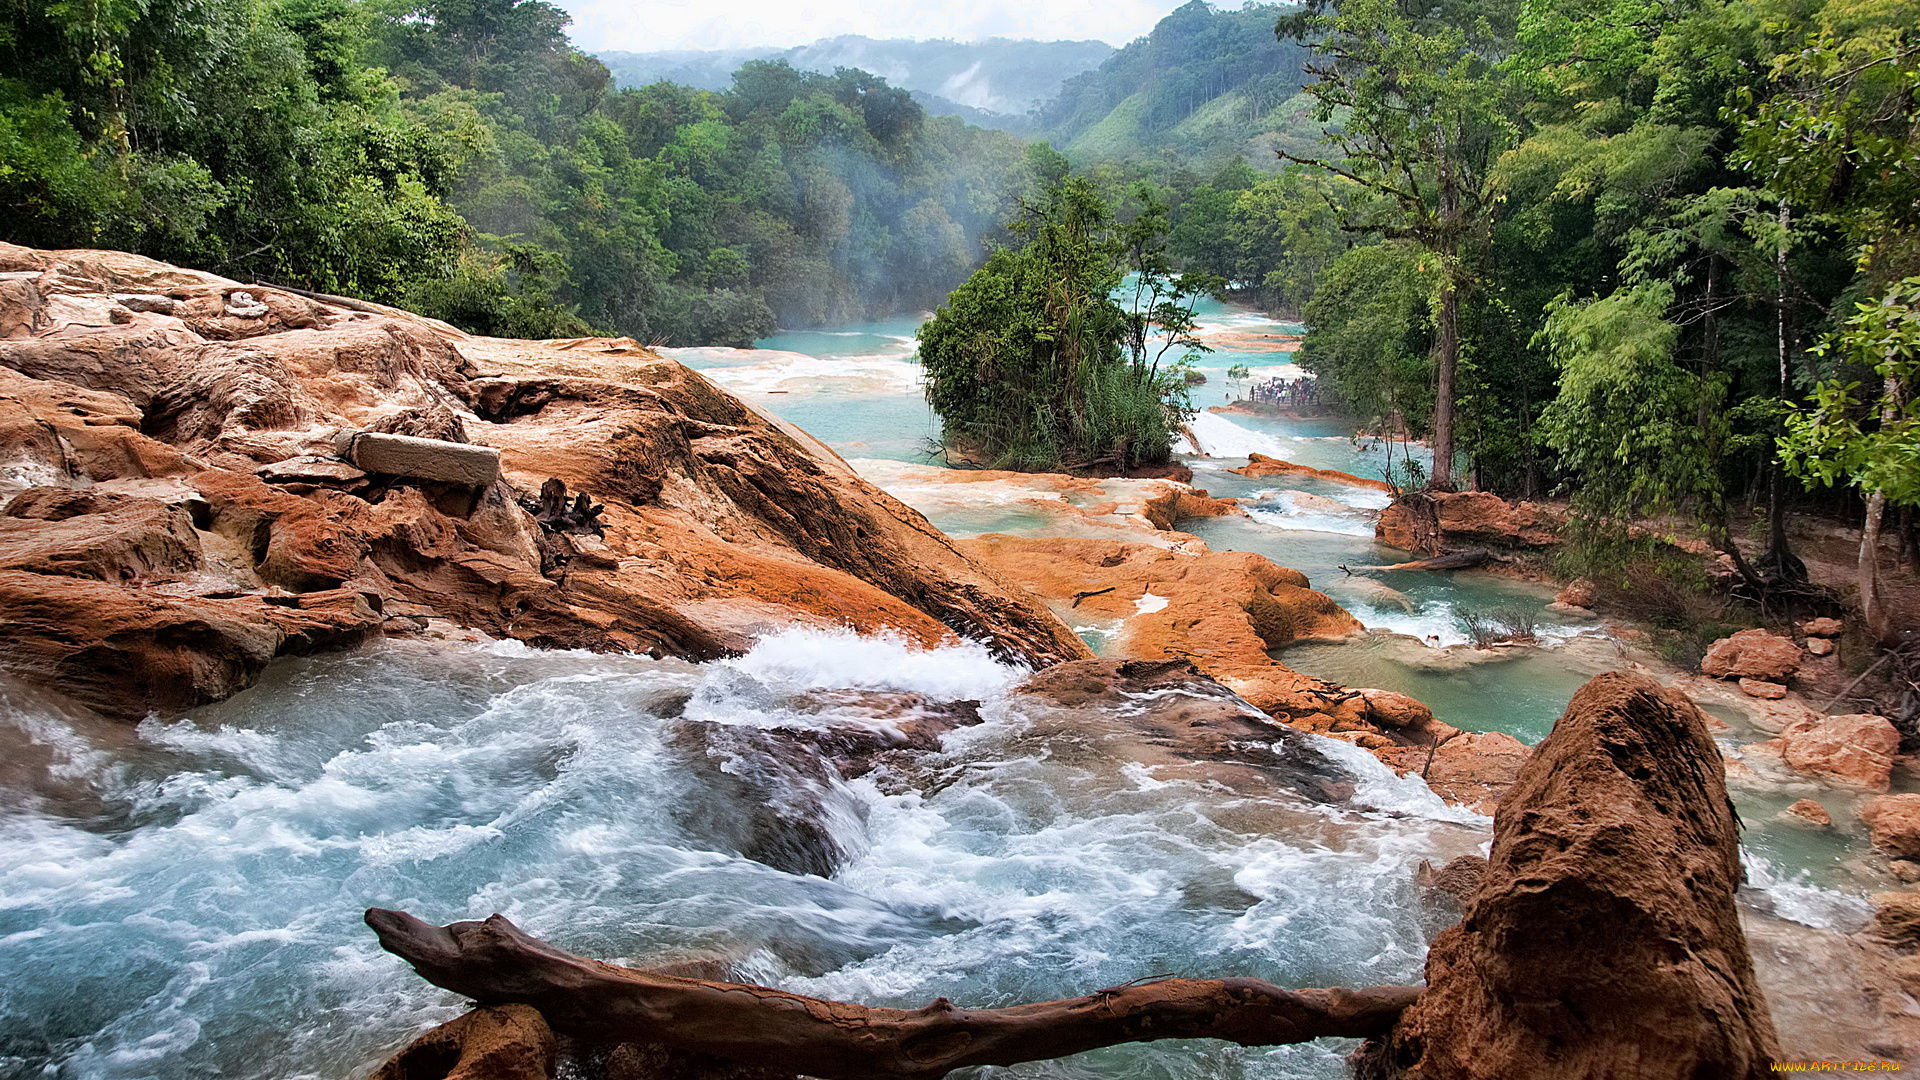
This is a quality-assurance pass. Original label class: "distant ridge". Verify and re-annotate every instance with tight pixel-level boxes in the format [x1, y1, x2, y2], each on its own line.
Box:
[599, 35, 1114, 128]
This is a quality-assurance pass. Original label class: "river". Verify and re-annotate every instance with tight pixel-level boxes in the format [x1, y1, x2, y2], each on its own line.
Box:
[0, 297, 1888, 1079]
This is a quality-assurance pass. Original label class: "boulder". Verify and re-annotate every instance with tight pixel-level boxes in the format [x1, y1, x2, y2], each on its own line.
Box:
[1702, 629, 1802, 681]
[1807, 637, 1835, 657]
[1555, 577, 1600, 609]
[1746, 713, 1901, 791]
[1370, 730, 1533, 815]
[1738, 678, 1788, 700]
[1800, 617, 1844, 638]
[1871, 893, 1920, 951]
[1359, 673, 1779, 1079]
[1861, 794, 1920, 859]
[1781, 799, 1832, 827]
[370, 1005, 555, 1080]
[336, 429, 501, 487]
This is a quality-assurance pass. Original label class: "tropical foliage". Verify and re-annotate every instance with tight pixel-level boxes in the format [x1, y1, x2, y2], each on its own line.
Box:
[916, 175, 1212, 471]
[0, 0, 1033, 345]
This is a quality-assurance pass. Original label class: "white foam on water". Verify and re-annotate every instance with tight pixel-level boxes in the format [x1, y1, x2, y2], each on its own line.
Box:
[1247, 492, 1379, 538]
[1184, 411, 1296, 458]
[1741, 852, 1875, 931]
[685, 351, 923, 397]
[709, 626, 1027, 702]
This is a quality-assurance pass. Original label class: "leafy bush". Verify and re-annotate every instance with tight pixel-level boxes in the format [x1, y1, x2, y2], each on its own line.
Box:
[917, 175, 1212, 472]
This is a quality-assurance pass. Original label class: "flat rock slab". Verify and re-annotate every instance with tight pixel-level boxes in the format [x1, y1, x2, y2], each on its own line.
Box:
[336, 430, 499, 486]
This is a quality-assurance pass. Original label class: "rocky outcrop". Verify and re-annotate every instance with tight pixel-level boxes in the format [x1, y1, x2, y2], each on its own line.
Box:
[960, 534, 1530, 811]
[1744, 712, 1901, 791]
[1702, 629, 1803, 682]
[1862, 794, 1920, 859]
[1360, 672, 1780, 1079]
[1375, 490, 1562, 553]
[1228, 452, 1393, 492]
[0, 243, 1088, 718]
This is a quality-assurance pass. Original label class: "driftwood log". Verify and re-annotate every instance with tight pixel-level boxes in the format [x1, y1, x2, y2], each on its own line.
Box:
[1362, 549, 1492, 573]
[367, 909, 1422, 1080]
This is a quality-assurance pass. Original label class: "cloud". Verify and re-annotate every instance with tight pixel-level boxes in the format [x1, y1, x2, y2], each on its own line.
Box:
[557, 0, 1181, 52]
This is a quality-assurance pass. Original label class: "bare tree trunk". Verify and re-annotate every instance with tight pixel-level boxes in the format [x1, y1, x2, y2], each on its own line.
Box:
[1762, 201, 1804, 582]
[1431, 273, 1458, 490]
[1860, 372, 1902, 642]
[365, 909, 1422, 1080]
[1861, 489, 1887, 640]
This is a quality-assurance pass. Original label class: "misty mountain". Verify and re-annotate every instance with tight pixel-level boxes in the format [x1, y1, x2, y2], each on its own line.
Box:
[599, 35, 1114, 123]
[1039, 0, 1321, 168]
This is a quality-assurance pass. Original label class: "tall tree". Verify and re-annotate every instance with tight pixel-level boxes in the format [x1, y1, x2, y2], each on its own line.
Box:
[1278, 0, 1523, 488]
[1743, 0, 1920, 635]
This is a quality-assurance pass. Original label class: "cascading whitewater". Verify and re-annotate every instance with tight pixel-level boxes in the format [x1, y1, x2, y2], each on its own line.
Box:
[0, 629, 1489, 1080]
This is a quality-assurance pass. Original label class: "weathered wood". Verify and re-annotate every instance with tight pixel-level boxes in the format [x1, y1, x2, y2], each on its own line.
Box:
[1359, 549, 1491, 573]
[366, 909, 1422, 1080]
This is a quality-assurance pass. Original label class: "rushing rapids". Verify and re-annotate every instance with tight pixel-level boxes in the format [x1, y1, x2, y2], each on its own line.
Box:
[0, 631, 1486, 1078]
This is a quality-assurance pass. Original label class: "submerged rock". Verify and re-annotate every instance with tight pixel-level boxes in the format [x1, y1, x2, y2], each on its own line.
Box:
[1359, 672, 1780, 1079]
[0, 242, 1088, 718]
[1781, 798, 1833, 827]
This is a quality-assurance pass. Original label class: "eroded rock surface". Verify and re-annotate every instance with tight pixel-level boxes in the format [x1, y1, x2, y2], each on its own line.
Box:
[1360, 672, 1780, 1079]
[961, 534, 1529, 811]
[1745, 712, 1901, 791]
[1228, 452, 1392, 491]
[0, 243, 1089, 718]
[1375, 490, 1563, 553]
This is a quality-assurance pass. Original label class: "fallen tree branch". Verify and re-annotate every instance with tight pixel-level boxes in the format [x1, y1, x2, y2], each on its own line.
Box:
[1355, 549, 1491, 572]
[366, 909, 1422, 1080]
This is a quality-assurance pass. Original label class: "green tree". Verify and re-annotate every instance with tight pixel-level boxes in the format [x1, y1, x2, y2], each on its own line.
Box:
[916, 176, 1205, 471]
[1279, 0, 1524, 488]
[1782, 278, 1920, 639]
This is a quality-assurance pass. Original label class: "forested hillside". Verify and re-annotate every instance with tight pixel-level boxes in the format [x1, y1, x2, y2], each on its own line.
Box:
[1150, 0, 1917, 638]
[1040, 0, 1320, 167]
[0, 0, 1035, 345]
[600, 36, 1115, 129]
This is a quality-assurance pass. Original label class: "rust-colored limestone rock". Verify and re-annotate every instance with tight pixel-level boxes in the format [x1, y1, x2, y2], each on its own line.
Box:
[0, 243, 1089, 718]
[1744, 713, 1901, 791]
[1862, 794, 1920, 859]
[961, 533, 1532, 811]
[1376, 490, 1563, 553]
[372, 1005, 556, 1080]
[1228, 452, 1393, 491]
[957, 534, 1359, 713]
[1702, 628, 1803, 682]
[1360, 672, 1780, 1080]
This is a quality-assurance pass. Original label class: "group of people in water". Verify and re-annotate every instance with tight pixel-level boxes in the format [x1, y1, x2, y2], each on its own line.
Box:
[1246, 375, 1320, 406]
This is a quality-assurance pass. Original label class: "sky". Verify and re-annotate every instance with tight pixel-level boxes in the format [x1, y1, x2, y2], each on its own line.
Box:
[556, 0, 1183, 52]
